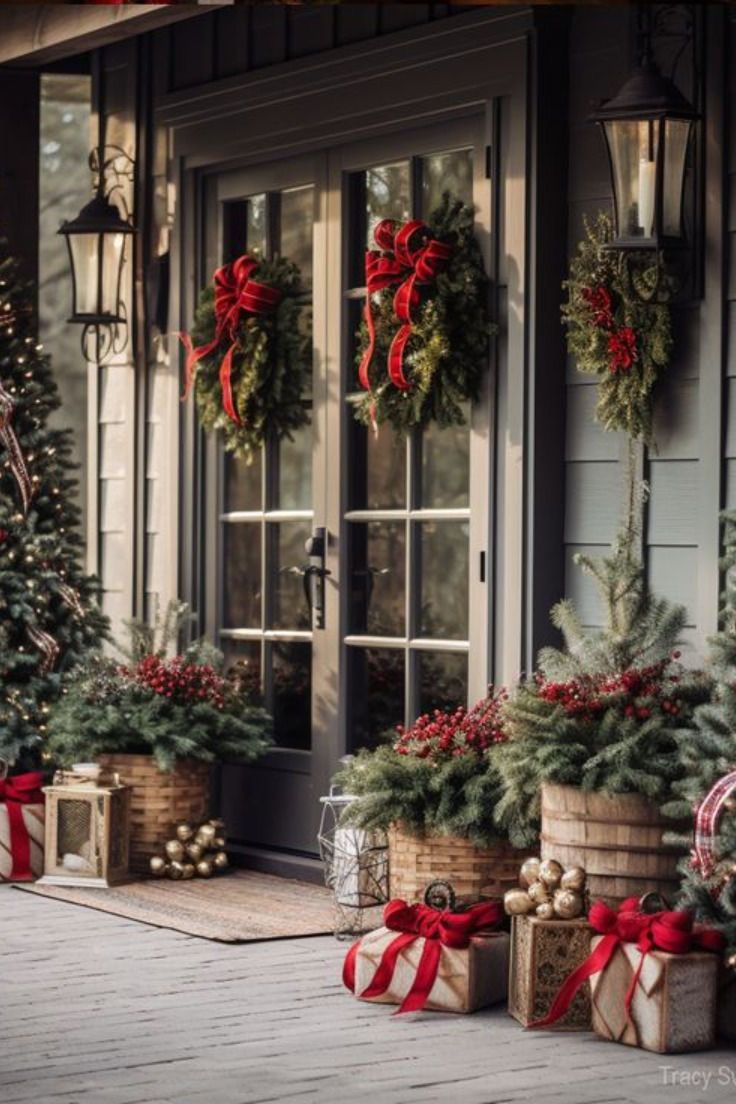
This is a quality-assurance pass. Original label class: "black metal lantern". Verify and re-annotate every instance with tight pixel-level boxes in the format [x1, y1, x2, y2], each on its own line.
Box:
[58, 192, 134, 325]
[591, 59, 698, 252]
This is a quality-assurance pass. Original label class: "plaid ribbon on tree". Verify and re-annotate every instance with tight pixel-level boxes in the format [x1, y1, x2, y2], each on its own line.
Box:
[692, 768, 736, 878]
[0, 379, 32, 514]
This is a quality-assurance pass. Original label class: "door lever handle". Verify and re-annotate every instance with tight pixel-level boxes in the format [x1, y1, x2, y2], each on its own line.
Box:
[304, 527, 329, 630]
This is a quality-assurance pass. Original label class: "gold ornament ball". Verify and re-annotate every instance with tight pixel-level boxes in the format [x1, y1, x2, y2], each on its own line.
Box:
[519, 857, 541, 888]
[553, 889, 584, 920]
[168, 860, 185, 880]
[149, 856, 167, 877]
[195, 824, 216, 849]
[176, 822, 195, 843]
[560, 866, 587, 893]
[196, 859, 214, 878]
[504, 888, 534, 916]
[181, 863, 196, 880]
[209, 818, 226, 832]
[527, 880, 550, 905]
[536, 902, 556, 921]
[186, 842, 204, 863]
[213, 850, 229, 872]
[538, 859, 564, 888]
[213, 836, 226, 849]
[165, 839, 185, 862]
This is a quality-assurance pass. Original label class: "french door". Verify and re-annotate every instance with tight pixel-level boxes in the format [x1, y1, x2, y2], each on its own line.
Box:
[201, 116, 495, 864]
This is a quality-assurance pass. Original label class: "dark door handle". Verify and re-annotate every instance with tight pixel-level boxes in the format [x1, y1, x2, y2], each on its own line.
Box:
[304, 527, 330, 629]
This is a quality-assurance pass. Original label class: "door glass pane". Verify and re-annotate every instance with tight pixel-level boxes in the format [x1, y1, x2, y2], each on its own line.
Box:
[246, 194, 267, 255]
[366, 162, 410, 247]
[418, 521, 469, 639]
[349, 420, 406, 510]
[272, 642, 311, 750]
[224, 453, 262, 512]
[422, 148, 473, 215]
[271, 520, 312, 631]
[223, 524, 261, 629]
[420, 411, 470, 509]
[221, 639, 263, 705]
[280, 185, 314, 286]
[276, 420, 312, 510]
[418, 651, 468, 715]
[347, 648, 405, 752]
[349, 521, 405, 636]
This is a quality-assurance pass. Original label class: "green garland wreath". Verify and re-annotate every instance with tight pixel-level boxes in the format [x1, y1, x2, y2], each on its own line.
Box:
[353, 193, 493, 433]
[187, 254, 311, 461]
[562, 213, 672, 444]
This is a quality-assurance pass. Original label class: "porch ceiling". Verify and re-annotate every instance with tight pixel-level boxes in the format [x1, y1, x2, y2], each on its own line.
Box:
[0, 4, 211, 67]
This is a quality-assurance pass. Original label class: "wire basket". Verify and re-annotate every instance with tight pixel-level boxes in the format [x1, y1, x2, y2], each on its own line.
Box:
[317, 786, 388, 940]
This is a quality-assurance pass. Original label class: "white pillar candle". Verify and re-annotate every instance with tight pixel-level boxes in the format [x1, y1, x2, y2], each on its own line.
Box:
[638, 158, 656, 237]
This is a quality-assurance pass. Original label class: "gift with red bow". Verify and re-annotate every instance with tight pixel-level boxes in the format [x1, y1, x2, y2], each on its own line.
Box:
[529, 896, 725, 1053]
[0, 765, 45, 883]
[342, 884, 508, 1014]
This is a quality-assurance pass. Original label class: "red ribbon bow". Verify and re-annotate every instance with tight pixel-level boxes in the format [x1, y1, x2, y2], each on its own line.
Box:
[529, 896, 725, 1030]
[0, 772, 44, 881]
[342, 896, 503, 1014]
[180, 254, 281, 426]
[358, 218, 452, 397]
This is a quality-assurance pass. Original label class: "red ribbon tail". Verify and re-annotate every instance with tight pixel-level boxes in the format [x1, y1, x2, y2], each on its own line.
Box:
[342, 941, 359, 993]
[6, 801, 32, 881]
[527, 932, 619, 1029]
[219, 343, 242, 427]
[358, 301, 375, 393]
[388, 325, 413, 391]
[395, 937, 442, 1015]
[178, 331, 222, 401]
[359, 932, 418, 1000]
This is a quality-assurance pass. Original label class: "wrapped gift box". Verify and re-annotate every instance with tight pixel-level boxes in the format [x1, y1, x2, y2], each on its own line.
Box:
[508, 916, 593, 1030]
[0, 801, 44, 882]
[590, 936, 719, 1053]
[718, 969, 736, 1041]
[352, 926, 509, 1013]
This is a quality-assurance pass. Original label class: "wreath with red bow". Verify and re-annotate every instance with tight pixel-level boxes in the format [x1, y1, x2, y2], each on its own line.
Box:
[354, 193, 492, 433]
[562, 213, 672, 444]
[181, 253, 310, 460]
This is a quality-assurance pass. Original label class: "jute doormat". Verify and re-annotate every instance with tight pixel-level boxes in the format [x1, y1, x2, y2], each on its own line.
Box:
[16, 870, 335, 943]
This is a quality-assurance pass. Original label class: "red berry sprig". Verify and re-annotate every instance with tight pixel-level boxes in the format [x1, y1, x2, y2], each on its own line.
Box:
[393, 687, 509, 763]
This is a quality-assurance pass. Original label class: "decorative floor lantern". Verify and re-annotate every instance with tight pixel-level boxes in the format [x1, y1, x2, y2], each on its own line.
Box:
[318, 786, 389, 939]
[39, 768, 131, 888]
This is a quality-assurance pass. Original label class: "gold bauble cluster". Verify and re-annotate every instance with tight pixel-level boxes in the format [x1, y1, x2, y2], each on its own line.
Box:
[504, 857, 587, 921]
[149, 818, 229, 880]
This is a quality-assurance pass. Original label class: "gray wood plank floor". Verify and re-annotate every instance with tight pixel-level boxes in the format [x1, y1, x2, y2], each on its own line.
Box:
[2, 884, 734, 1104]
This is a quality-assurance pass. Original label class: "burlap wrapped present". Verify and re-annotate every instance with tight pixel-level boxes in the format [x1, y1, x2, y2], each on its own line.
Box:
[343, 897, 507, 1013]
[508, 916, 592, 1030]
[718, 967, 736, 1041]
[0, 772, 45, 882]
[590, 937, 719, 1053]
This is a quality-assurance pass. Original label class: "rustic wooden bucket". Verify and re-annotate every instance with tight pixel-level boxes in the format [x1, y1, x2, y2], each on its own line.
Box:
[387, 822, 523, 903]
[97, 753, 211, 873]
[540, 783, 685, 906]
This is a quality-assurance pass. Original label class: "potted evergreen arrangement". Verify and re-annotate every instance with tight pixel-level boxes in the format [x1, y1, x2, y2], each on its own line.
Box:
[496, 505, 709, 905]
[46, 602, 272, 871]
[336, 688, 523, 903]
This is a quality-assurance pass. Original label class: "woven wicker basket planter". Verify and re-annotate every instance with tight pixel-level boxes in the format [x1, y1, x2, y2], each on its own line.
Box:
[540, 783, 685, 907]
[387, 822, 523, 903]
[97, 753, 211, 874]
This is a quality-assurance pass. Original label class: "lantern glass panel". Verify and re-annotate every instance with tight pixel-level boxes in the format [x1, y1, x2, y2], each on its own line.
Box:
[68, 232, 100, 316]
[604, 119, 659, 240]
[662, 118, 691, 238]
[101, 231, 126, 317]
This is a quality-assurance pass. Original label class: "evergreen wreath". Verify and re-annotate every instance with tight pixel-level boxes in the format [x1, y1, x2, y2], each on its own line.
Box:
[353, 192, 493, 433]
[183, 253, 311, 462]
[562, 212, 672, 444]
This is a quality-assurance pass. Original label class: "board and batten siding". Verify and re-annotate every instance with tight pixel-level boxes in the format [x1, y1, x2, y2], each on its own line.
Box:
[564, 6, 728, 664]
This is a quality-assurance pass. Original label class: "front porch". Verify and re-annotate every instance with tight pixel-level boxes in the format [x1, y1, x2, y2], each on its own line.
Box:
[3, 886, 734, 1104]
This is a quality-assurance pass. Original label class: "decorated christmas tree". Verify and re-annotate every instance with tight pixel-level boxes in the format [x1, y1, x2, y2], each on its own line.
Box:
[496, 480, 709, 847]
[665, 512, 736, 958]
[0, 248, 107, 770]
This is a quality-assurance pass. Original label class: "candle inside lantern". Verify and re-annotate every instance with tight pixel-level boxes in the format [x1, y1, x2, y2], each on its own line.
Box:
[638, 158, 655, 237]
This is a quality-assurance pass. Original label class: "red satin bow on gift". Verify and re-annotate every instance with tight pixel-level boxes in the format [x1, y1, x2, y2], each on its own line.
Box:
[180, 254, 281, 426]
[0, 772, 44, 882]
[343, 897, 503, 1015]
[529, 896, 725, 1030]
[358, 219, 452, 397]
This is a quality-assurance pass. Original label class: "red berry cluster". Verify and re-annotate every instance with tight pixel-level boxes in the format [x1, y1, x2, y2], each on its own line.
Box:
[537, 653, 684, 724]
[581, 284, 639, 375]
[393, 688, 508, 763]
[131, 655, 227, 710]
